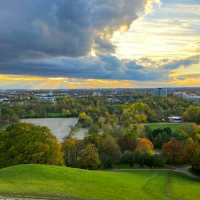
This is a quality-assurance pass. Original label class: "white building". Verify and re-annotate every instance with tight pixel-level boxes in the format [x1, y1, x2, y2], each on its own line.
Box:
[168, 116, 182, 123]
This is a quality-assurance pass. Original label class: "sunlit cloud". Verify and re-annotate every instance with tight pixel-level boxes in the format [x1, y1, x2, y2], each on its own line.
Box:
[112, 14, 200, 62]
[0, 0, 199, 89]
[0, 75, 136, 89]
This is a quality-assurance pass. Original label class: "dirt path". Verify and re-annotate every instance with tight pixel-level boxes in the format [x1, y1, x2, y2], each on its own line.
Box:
[113, 167, 200, 181]
[172, 166, 200, 181]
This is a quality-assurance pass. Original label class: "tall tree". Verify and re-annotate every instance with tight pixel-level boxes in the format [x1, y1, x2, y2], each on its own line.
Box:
[99, 134, 121, 168]
[78, 144, 100, 170]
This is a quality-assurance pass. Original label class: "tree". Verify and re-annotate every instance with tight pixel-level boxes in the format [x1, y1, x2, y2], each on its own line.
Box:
[118, 132, 137, 152]
[63, 137, 79, 167]
[78, 144, 100, 170]
[121, 103, 156, 125]
[135, 138, 154, 154]
[99, 134, 121, 168]
[183, 105, 200, 124]
[132, 152, 165, 168]
[79, 112, 93, 127]
[0, 123, 63, 168]
[146, 127, 186, 149]
[191, 144, 200, 172]
[120, 151, 134, 167]
[162, 139, 184, 164]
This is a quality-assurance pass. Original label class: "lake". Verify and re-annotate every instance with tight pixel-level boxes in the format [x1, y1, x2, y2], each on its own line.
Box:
[21, 118, 87, 141]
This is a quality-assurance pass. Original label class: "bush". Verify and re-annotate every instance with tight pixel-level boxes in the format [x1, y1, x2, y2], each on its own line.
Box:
[120, 151, 134, 167]
[0, 123, 63, 168]
[120, 151, 165, 168]
[133, 152, 165, 168]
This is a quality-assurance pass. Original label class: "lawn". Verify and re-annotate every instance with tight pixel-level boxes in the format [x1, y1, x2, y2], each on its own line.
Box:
[0, 165, 199, 200]
[145, 122, 195, 132]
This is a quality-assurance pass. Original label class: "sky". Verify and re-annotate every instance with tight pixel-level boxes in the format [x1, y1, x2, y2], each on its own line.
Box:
[0, 0, 199, 89]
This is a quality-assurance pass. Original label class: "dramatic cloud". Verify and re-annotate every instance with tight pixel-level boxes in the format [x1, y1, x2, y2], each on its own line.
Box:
[1, 55, 194, 81]
[0, 0, 156, 63]
[2, 0, 198, 85]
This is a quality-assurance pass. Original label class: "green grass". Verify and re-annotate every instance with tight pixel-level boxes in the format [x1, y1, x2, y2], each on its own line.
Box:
[0, 165, 199, 200]
[145, 122, 195, 131]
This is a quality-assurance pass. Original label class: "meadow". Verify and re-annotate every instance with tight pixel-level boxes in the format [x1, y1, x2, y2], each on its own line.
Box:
[145, 122, 195, 132]
[0, 165, 199, 200]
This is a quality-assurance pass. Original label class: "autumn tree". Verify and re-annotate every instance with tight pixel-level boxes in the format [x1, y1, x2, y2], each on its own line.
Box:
[135, 138, 154, 154]
[118, 132, 137, 152]
[79, 112, 93, 127]
[121, 103, 156, 125]
[0, 123, 63, 168]
[63, 137, 79, 167]
[99, 134, 121, 168]
[78, 144, 100, 170]
[162, 139, 184, 164]
[183, 105, 200, 124]
[191, 144, 200, 172]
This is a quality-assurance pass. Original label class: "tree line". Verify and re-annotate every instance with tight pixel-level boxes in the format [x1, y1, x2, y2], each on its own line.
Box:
[0, 121, 200, 172]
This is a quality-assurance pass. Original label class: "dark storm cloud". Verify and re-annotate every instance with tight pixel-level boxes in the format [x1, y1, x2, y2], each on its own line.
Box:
[0, 55, 168, 81]
[0, 0, 147, 62]
[2, 0, 184, 82]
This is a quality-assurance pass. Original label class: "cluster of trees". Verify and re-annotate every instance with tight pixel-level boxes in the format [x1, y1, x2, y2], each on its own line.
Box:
[0, 95, 200, 172]
[65, 124, 200, 171]
[183, 105, 200, 124]
[1, 95, 198, 128]
[0, 123, 63, 168]
[0, 123, 200, 172]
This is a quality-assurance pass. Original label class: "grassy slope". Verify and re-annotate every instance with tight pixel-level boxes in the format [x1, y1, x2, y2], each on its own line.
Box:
[145, 122, 194, 131]
[0, 165, 199, 200]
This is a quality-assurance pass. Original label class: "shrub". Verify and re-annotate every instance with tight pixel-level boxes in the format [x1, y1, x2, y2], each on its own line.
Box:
[120, 151, 134, 167]
[133, 152, 165, 168]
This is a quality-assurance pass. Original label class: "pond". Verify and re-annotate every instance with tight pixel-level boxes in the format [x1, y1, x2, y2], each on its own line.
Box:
[21, 118, 88, 141]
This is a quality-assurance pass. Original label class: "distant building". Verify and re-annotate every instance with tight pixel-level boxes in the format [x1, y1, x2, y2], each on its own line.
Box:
[168, 116, 182, 123]
[157, 88, 168, 97]
[0, 97, 9, 103]
[35, 92, 56, 102]
[174, 92, 200, 102]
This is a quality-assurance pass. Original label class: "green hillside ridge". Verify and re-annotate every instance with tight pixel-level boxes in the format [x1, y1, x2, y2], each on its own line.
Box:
[0, 165, 199, 200]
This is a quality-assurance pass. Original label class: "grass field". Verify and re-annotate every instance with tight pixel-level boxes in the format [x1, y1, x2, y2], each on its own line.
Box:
[0, 165, 199, 200]
[145, 122, 195, 132]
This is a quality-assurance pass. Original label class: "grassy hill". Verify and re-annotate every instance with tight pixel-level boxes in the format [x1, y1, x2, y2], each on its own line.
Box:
[0, 165, 199, 200]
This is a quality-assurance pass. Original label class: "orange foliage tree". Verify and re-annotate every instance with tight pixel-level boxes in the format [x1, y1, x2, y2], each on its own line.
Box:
[135, 138, 154, 154]
[162, 139, 184, 164]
